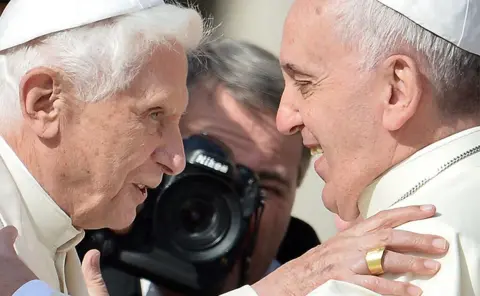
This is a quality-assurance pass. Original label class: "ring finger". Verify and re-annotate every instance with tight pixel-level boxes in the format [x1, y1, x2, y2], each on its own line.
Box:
[382, 250, 440, 275]
[352, 249, 441, 276]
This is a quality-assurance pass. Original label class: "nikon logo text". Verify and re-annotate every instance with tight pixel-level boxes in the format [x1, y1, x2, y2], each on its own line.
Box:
[194, 154, 229, 173]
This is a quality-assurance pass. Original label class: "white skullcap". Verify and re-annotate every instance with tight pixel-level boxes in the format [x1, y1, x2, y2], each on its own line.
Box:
[0, 0, 165, 52]
[377, 0, 480, 56]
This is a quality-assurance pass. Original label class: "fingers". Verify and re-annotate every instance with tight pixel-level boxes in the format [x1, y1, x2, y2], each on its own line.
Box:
[383, 229, 448, 254]
[353, 229, 449, 255]
[351, 248, 441, 277]
[349, 275, 423, 296]
[348, 229, 446, 276]
[0, 226, 18, 254]
[382, 250, 440, 276]
[82, 249, 109, 296]
[350, 205, 436, 236]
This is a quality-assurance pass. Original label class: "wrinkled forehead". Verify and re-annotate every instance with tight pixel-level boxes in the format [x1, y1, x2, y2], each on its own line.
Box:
[128, 41, 189, 114]
[281, 0, 331, 71]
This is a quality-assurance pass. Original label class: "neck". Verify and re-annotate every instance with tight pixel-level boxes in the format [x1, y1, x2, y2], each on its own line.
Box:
[388, 112, 480, 170]
[3, 128, 75, 220]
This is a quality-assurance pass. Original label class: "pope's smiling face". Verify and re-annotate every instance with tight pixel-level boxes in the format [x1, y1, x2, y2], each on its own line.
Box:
[276, 0, 391, 221]
[277, 0, 433, 221]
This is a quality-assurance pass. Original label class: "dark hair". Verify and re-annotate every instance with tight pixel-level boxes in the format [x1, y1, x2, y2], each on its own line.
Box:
[187, 39, 311, 186]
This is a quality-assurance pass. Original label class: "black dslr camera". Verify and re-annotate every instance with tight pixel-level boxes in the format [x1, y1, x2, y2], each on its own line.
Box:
[77, 134, 265, 295]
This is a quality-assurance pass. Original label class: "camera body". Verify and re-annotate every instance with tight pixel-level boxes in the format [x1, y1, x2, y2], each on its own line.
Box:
[77, 135, 264, 295]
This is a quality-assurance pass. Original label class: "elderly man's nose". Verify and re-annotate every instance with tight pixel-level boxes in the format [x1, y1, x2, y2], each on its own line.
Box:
[276, 102, 303, 135]
[154, 131, 186, 175]
[154, 147, 186, 175]
[169, 150, 186, 175]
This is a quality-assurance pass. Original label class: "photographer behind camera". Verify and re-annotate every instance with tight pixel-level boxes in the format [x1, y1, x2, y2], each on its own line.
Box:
[77, 39, 314, 296]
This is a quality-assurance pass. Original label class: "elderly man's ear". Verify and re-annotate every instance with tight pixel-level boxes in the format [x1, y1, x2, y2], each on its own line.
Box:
[19, 67, 68, 140]
[381, 55, 423, 131]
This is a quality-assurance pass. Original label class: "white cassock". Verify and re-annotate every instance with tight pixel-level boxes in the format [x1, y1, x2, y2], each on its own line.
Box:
[224, 127, 480, 296]
[0, 137, 89, 295]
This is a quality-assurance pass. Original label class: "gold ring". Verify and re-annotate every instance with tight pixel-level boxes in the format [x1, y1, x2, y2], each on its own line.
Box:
[365, 246, 386, 275]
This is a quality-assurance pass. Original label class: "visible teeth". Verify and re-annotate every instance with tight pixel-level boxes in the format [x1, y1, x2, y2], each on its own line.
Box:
[135, 184, 146, 190]
[310, 147, 323, 156]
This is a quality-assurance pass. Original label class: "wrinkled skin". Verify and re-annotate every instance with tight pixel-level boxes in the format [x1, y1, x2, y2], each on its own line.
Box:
[5, 43, 189, 230]
[276, 0, 444, 221]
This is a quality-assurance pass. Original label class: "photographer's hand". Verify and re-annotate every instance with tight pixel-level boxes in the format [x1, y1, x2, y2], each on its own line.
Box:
[0, 226, 109, 296]
[251, 205, 448, 296]
[82, 250, 109, 296]
[0, 226, 38, 296]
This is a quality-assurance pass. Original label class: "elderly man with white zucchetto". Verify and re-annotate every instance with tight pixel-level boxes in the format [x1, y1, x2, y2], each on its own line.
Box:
[274, 0, 480, 295]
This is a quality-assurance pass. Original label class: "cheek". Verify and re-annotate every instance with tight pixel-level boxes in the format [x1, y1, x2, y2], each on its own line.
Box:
[304, 88, 380, 150]
[122, 132, 159, 167]
[300, 98, 342, 149]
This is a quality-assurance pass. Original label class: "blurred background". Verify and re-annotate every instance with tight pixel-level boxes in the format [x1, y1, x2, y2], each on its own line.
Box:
[176, 0, 337, 242]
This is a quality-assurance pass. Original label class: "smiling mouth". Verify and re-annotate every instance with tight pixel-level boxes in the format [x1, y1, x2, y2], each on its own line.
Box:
[134, 183, 148, 199]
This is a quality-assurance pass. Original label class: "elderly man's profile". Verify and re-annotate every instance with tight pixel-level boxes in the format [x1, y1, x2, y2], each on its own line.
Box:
[0, 0, 204, 294]
[275, 0, 480, 295]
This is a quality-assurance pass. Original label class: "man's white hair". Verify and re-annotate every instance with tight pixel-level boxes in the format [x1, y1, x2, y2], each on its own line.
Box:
[329, 0, 480, 117]
[0, 3, 206, 132]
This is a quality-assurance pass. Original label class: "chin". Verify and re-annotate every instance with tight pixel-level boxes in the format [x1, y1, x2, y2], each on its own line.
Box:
[337, 206, 360, 222]
[321, 184, 359, 222]
[106, 210, 137, 231]
[321, 183, 338, 214]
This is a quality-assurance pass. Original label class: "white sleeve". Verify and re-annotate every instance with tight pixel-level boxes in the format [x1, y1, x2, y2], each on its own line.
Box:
[220, 282, 379, 296]
[13, 280, 65, 296]
[220, 285, 258, 296]
[307, 280, 381, 296]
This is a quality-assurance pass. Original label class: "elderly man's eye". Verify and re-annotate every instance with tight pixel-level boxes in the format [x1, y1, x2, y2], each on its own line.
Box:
[294, 80, 314, 97]
[294, 80, 311, 89]
[149, 109, 164, 121]
[294, 80, 310, 86]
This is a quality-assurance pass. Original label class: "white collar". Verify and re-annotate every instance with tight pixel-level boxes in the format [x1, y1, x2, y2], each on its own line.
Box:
[0, 137, 84, 253]
[358, 126, 480, 218]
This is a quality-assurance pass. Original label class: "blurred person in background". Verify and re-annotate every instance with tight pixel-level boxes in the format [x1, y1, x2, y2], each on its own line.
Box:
[181, 39, 312, 291]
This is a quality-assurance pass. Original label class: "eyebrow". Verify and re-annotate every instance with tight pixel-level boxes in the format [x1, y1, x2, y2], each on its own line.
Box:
[257, 170, 291, 189]
[281, 63, 311, 77]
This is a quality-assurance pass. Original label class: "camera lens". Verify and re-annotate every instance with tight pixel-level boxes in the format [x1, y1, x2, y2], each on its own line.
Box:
[154, 176, 243, 262]
[180, 198, 216, 234]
